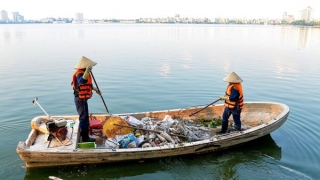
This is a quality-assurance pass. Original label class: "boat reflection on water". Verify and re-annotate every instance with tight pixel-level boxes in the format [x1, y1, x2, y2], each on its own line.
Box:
[24, 160, 163, 180]
[207, 134, 282, 179]
[240, 133, 282, 160]
[158, 134, 282, 180]
[24, 134, 281, 180]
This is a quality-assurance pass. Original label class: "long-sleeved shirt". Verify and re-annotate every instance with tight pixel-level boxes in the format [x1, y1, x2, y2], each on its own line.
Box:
[229, 87, 240, 102]
[76, 72, 88, 85]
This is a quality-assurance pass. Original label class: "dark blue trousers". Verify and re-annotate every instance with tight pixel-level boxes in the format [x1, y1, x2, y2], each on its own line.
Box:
[74, 97, 89, 131]
[222, 107, 242, 128]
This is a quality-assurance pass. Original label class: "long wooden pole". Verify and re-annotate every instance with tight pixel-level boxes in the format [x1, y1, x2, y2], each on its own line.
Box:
[189, 98, 221, 117]
[90, 72, 109, 113]
[113, 123, 188, 139]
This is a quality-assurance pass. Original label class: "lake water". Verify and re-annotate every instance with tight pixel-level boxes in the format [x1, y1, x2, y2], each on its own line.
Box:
[1, 24, 320, 179]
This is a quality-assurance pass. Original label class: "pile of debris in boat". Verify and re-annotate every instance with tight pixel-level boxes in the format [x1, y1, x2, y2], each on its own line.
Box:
[94, 115, 223, 149]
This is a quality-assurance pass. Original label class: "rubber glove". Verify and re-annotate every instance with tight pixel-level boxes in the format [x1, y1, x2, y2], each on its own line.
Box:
[82, 65, 92, 80]
[96, 90, 102, 96]
[93, 86, 102, 96]
[220, 96, 229, 100]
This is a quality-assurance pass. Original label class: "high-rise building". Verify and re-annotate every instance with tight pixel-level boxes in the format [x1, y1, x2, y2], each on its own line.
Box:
[283, 12, 287, 20]
[300, 6, 313, 21]
[12, 12, 19, 22]
[11, 12, 24, 23]
[283, 11, 295, 23]
[0, 10, 9, 22]
[73, 13, 84, 23]
[75, 13, 83, 21]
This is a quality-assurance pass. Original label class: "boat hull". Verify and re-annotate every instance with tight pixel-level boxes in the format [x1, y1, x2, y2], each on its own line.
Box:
[17, 102, 289, 168]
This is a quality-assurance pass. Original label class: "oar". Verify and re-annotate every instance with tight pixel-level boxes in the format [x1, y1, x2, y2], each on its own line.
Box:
[113, 123, 188, 139]
[189, 98, 221, 117]
[90, 72, 109, 114]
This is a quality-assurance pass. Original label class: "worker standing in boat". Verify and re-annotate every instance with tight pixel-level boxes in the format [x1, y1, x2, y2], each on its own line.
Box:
[72, 56, 101, 142]
[216, 72, 244, 134]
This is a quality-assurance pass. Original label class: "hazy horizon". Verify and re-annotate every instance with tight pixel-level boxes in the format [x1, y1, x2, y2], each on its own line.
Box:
[1, 0, 320, 20]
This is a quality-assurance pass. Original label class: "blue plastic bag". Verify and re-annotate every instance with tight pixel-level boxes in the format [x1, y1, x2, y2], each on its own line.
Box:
[119, 133, 136, 148]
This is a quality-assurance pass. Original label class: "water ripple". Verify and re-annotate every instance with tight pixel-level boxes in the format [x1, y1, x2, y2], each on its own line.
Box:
[1, 24, 320, 179]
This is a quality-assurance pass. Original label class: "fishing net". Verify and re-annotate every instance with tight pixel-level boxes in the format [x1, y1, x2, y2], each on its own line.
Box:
[103, 116, 133, 138]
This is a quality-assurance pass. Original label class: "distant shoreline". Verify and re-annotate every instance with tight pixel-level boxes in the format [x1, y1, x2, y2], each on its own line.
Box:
[0, 22, 319, 27]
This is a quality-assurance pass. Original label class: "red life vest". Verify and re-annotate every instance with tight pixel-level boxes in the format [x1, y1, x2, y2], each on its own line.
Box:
[71, 69, 93, 99]
[224, 84, 244, 109]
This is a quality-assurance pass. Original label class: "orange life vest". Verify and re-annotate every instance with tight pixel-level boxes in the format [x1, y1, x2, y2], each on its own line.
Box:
[71, 69, 93, 99]
[224, 84, 244, 109]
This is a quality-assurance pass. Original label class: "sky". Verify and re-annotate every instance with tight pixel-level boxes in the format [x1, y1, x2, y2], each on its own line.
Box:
[1, 0, 320, 20]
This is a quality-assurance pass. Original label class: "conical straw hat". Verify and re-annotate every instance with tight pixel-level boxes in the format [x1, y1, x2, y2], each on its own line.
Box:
[223, 72, 243, 83]
[74, 56, 97, 69]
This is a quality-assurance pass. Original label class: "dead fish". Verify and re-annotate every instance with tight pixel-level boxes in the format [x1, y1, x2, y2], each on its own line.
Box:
[150, 141, 156, 147]
[189, 126, 199, 131]
[184, 128, 200, 141]
[141, 142, 152, 148]
[169, 128, 179, 134]
[156, 133, 166, 142]
[144, 124, 152, 130]
[172, 136, 181, 144]
[160, 131, 175, 143]
[141, 117, 153, 123]
[149, 132, 156, 139]
[176, 121, 186, 133]
[49, 176, 63, 180]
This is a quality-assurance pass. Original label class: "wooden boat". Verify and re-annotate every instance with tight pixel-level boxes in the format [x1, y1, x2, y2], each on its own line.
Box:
[17, 102, 289, 168]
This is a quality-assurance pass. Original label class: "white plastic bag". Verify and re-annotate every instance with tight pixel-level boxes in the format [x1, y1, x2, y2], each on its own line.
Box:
[162, 115, 174, 127]
[124, 115, 143, 126]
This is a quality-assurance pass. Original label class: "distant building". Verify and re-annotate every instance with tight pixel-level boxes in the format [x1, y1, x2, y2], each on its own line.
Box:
[283, 12, 287, 20]
[41, 17, 55, 23]
[11, 12, 24, 22]
[119, 19, 136, 23]
[12, 12, 19, 22]
[283, 11, 295, 23]
[53, 20, 66, 23]
[285, 15, 295, 23]
[0, 10, 9, 22]
[300, 6, 313, 21]
[74, 13, 83, 23]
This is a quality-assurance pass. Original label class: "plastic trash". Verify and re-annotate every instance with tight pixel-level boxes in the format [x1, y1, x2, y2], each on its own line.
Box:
[118, 133, 136, 148]
[135, 135, 144, 147]
[105, 138, 120, 149]
[160, 131, 175, 143]
[156, 133, 166, 142]
[162, 115, 174, 127]
[141, 142, 152, 148]
[123, 116, 143, 126]
[127, 141, 137, 148]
